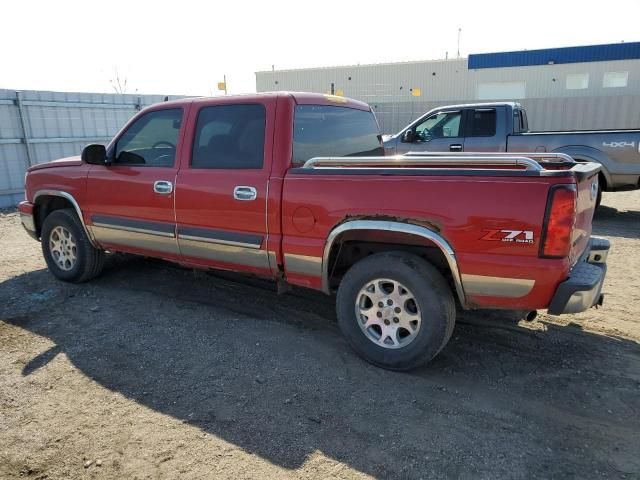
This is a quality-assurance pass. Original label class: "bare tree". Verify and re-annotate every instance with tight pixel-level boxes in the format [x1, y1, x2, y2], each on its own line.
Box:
[109, 69, 128, 94]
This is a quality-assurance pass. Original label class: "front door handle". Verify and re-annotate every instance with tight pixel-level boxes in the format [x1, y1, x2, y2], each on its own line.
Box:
[154, 180, 173, 194]
[233, 186, 257, 201]
[449, 144, 463, 152]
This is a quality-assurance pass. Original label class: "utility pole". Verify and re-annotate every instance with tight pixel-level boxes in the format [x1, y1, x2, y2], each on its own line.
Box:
[218, 75, 228, 95]
[457, 28, 462, 58]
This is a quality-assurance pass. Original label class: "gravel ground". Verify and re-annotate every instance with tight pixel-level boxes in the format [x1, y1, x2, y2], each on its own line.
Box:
[0, 191, 639, 479]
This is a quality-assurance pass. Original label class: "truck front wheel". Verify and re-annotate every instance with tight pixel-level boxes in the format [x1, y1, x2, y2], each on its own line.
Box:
[336, 251, 455, 370]
[41, 209, 105, 283]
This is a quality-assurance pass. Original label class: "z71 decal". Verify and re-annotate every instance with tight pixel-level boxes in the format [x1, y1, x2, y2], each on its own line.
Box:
[481, 229, 534, 244]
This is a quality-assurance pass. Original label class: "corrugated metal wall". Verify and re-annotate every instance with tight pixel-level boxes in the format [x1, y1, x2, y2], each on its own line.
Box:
[468, 42, 640, 69]
[256, 56, 640, 134]
[0, 89, 184, 208]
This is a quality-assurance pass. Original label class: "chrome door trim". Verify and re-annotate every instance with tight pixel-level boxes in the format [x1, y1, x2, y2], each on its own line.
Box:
[178, 234, 261, 250]
[91, 226, 179, 255]
[233, 186, 257, 201]
[92, 222, 175, 238]
[176, 225, 267, 267]
[322, 220, 466, 307]
[33, 189, 98, 247]
[91, 215, 175, 238]
[177, 226, 263, 249]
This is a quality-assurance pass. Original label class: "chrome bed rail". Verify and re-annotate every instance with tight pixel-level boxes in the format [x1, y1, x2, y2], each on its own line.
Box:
[302, 155, 544, 171]
[406, 151, 576, 163]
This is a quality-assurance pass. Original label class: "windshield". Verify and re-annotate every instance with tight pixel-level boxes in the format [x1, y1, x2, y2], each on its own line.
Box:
[292, 105, 383, 165]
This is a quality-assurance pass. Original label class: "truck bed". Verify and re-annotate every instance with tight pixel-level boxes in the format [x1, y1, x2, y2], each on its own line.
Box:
[281, 153, 600, 312]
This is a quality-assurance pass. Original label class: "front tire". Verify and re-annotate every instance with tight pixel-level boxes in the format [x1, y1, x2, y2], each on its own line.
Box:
[336, 251, 455, 371]
[41, 209, 105, 283]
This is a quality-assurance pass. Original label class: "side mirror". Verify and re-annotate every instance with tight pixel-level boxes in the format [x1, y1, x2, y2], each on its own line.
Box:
[81, 144, 108, 165]
[402, 130, 414, 143]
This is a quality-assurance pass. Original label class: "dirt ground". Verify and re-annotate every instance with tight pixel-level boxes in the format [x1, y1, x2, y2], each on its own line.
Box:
[0, 191, 639, 480]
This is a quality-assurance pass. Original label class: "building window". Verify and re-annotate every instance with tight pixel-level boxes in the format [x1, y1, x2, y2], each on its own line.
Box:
[476, 81, 526, 100]
[603, 71, 628, 88]
[566, 73, 589, 90]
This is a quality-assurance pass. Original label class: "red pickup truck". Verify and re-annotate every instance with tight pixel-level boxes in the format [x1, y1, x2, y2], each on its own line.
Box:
[19, 92, 609, 370]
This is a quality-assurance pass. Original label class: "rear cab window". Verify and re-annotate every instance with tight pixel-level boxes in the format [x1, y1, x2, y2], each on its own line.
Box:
[467, 108, 497, 137]
[292, 105, 383, 165]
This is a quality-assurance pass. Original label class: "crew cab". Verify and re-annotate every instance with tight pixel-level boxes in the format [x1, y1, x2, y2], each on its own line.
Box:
[19, 92, 609, 370]
[383, 102, 640, 205]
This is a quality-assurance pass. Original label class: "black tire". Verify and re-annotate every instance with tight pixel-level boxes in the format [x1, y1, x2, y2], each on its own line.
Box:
[336, 251, 456, 371]
[41, 209, 105, 283]
[595, 184, 602, 209]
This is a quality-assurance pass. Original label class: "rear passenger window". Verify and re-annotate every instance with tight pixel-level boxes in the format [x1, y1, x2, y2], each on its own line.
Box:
[468, 109, 497, 137]
[191, 104, 265, 169]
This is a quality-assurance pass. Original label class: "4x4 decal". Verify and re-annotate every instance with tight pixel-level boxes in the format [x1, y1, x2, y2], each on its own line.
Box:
[481, 229, 534, 244]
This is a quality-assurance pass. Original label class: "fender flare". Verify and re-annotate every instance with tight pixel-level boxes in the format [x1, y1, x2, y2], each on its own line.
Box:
[33, 189, 98, 247]
[322, 219, 466, 307]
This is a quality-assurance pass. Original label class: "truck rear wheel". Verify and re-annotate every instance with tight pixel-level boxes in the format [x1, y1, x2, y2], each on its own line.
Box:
[336, 251, 455, 370]
[41, 209, 105, 283]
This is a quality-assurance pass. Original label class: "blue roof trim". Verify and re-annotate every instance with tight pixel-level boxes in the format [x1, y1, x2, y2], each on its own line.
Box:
[468, 42, 640, 69]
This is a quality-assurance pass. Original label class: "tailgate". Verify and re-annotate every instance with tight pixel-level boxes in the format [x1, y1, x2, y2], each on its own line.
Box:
[569, 163, 601, 265]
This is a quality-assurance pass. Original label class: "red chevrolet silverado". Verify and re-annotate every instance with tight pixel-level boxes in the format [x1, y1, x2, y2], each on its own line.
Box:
[18, 92, 609, 370]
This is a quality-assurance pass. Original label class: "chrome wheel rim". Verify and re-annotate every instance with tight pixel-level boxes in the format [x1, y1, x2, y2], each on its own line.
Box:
[49, 226, 77, 271]
[355, 278, 422, 349]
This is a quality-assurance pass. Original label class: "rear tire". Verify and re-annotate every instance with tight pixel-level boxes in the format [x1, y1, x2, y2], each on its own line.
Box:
[41, 209, 105, 283]
[595, 185, 602, 209]
[336, 251, 455, 371]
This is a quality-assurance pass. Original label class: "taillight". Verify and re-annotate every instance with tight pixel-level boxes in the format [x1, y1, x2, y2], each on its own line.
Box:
[540, 185, 577, 258]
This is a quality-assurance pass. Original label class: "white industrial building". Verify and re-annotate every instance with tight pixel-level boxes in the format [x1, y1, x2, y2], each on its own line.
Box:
[256, 42, 640, 134]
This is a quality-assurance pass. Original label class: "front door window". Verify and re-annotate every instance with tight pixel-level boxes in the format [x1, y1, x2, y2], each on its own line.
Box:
[114, 108, 183, 167]
[414, 111, 461, 142]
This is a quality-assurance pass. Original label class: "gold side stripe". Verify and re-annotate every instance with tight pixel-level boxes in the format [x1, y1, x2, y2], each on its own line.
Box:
[461, 274, 535, 298]
[92, 222, 175, 238]
[284, 253, 322, 277]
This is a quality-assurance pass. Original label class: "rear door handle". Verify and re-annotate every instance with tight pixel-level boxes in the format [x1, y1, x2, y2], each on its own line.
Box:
[154, 180, 173, 194]
[450, 144, 463, 152]
[233, 186, 257, 201]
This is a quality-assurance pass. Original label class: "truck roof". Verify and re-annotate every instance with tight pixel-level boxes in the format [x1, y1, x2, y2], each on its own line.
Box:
[156, 92, 371, 111]
[433, 101, 522, 110]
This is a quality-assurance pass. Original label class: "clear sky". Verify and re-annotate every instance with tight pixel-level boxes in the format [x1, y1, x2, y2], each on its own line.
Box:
[1, 0, 638, 96]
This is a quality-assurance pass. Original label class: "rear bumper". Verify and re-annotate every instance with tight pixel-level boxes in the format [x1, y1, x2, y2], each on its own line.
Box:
[548, 237, 609, 315]
[18, 201, 38, 240]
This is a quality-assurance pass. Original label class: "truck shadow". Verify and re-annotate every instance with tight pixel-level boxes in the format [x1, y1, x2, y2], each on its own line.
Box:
[593, 204, 640, 239]
[2, 254, 639, 478]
